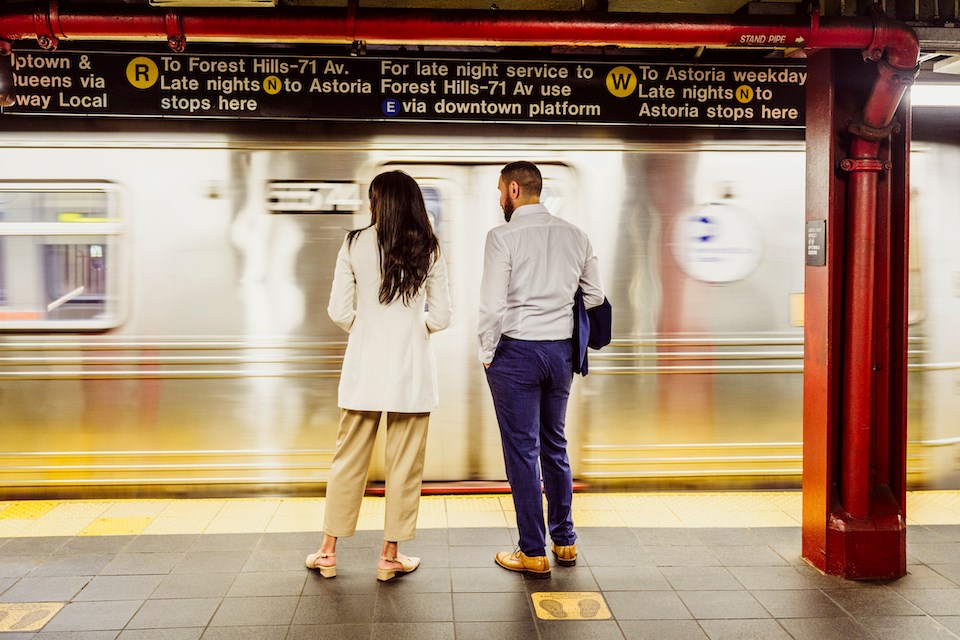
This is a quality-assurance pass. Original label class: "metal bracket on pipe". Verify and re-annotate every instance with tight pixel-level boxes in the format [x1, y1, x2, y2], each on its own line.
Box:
[862, 4, 921, 70]
[876, 58, 919, 86]
[165, 11, 186, 52]
[838, 158, 891, 172]
[848, 117, 900, 141]
[34, 0, 61, 51]
[862, 4, 889, 62]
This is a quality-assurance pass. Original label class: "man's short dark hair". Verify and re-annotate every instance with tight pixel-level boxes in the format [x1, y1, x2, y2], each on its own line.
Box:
[501, 161, 542, 197]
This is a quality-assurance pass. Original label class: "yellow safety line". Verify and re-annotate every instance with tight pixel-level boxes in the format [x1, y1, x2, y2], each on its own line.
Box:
[0, 491, 957, 537]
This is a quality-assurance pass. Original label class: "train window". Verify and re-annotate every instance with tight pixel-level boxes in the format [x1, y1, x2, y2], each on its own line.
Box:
[421, 186, 442, 239]
[267, 181, 362, 214]
[0, 184, 124, 330]
[540, 184, 564, 217]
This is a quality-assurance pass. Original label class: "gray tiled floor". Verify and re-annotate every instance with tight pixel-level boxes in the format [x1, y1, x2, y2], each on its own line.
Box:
[2, 525, 960, 639]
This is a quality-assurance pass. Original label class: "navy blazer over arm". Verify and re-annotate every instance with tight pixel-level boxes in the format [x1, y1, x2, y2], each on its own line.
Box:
[573, 288, 612, 376]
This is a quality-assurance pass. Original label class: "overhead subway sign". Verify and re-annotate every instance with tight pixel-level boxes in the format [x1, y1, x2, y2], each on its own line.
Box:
[5, 50, 806, 127]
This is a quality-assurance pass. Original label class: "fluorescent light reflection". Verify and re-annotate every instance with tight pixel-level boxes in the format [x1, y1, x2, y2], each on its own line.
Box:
[912, 84, 960, 107]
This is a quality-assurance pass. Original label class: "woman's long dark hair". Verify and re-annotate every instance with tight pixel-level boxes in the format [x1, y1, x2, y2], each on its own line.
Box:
[347, 171, 440, 306]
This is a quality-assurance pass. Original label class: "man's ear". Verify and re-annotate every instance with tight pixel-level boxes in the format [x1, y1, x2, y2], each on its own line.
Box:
[509, 181, 521, 199]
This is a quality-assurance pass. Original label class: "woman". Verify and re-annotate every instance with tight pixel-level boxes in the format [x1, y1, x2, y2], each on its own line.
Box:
[306, 170, 451, 581]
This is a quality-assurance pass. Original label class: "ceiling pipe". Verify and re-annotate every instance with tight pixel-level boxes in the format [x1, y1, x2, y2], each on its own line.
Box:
[0, 3, 920, 149]
[0, 4, 913, 60]
[0, 3, 920, 169]
[0, 3, 921, 113]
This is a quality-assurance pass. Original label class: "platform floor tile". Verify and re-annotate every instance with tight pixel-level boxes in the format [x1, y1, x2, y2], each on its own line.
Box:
[0, 522, 960, 638]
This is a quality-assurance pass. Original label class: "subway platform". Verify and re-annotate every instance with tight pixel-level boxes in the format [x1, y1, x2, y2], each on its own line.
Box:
[1, 491, 960, 639]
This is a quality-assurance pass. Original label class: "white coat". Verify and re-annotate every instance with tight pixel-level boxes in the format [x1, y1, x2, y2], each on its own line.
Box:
[327, 227, 452, 413]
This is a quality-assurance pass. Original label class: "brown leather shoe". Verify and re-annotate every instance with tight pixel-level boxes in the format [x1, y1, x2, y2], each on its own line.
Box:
[552, 543, 577, 567]
[495, 549, 550, 578]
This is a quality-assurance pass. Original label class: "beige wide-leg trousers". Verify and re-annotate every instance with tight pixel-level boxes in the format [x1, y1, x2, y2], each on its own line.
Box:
[323, 409, 430, 542]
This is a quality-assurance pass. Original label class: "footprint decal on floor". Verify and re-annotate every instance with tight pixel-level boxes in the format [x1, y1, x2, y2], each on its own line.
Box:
[11, 607, 54, 631]
[532, 592, 610, 620]
[539, 598, 567, 618]
[578, 598, 601, 618]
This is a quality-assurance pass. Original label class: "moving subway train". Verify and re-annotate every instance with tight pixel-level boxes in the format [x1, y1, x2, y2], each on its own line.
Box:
[0, 118, 958, 495]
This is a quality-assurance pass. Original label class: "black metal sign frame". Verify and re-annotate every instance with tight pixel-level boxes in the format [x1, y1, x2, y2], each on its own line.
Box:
[4, 50, 807, 128]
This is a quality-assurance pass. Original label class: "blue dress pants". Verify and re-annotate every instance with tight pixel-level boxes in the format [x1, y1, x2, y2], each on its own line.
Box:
[484, 337, 577, 557]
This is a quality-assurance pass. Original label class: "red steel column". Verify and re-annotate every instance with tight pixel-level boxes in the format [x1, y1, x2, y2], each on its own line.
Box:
[802, 49, 842, 574]
[803, 49, 911, 580]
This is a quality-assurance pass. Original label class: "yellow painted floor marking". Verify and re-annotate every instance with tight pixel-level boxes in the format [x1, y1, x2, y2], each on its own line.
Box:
[419, 496, 447, 513]
[358, 498, 386, 515]
[141, 516, 209, 535]
[4, 491, 960, 537]
[573, 495, 619, 510]
[447, 511, 508, 528]
[445, 496, 504, 512]
[43, 502, 111, 519]
[0, 520, 32, 537]
[79, 517, 153, 536]
[274, 499, 325, 517]
[0, 501, 58, 521]
[573, 510, 627, 527]
[532, 592, 611, 620]
[18, 517, 99, 538]
[203, 518, 268, 534]
[101, 500, 170, 518]
[0, 603, 64, 632]
[914, 490, 960, 507]
[159, 500, 226, 519]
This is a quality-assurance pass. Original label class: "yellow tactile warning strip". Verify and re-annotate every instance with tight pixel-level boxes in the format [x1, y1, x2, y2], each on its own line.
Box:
[0, 501, 57, 520]
[532, 592, 611, 620]
[0, 603, 64, 632]
[0, 491, 958, 537]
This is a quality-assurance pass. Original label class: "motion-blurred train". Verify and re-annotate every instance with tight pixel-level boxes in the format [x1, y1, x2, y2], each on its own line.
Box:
[0, 113, 958, 496]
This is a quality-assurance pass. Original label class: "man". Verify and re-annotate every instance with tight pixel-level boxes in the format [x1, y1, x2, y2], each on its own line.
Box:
[479, 161, 605, 578]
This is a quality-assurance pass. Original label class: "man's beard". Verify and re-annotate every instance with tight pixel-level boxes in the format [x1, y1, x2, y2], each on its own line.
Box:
[502, 196, 516, 222]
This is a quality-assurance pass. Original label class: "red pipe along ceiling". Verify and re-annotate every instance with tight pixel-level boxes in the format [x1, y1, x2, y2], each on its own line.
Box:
[0, 4, 922, 98]
[0, 4, 920, 64]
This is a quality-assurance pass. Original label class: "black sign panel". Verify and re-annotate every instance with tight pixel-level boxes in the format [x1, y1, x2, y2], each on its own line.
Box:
[4, 50, 807, 127]
[806, 219, 826, 266]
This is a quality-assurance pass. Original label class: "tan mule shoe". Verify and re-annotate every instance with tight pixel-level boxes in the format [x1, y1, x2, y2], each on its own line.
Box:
[377, 553, 420, 581]
[305, 552, 336, 578]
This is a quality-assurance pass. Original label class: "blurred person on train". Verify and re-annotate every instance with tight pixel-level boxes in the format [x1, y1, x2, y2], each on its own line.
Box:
[306, 170, 451, 581]
[479, 161, 605, 578]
